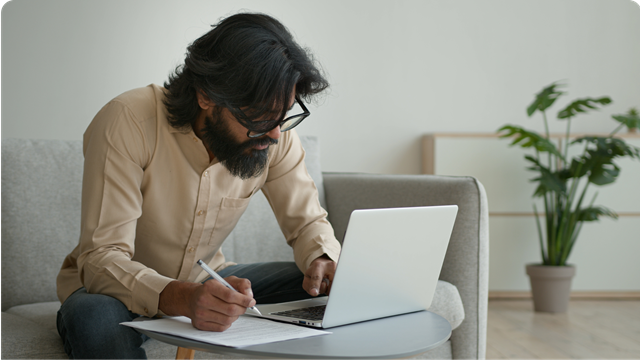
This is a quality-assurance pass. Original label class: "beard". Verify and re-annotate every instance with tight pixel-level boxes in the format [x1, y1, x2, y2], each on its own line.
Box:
[200, 110, 278, 180]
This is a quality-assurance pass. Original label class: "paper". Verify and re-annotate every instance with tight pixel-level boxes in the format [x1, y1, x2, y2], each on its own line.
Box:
[121, 315, 330, 348]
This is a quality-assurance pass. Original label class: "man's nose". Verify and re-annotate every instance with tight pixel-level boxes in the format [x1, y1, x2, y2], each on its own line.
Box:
[265, 125, 281, 140]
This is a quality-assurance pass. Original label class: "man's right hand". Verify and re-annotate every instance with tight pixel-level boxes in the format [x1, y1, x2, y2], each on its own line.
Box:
[159, 277, 256, 332]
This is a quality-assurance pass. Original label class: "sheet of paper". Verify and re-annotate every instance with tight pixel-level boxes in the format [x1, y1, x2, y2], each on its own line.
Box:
[121, 315, 330, 348]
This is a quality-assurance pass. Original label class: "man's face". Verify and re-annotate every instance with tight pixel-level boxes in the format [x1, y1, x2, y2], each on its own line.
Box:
[197, 89, 297, 179]
[200, 107, 279, 180]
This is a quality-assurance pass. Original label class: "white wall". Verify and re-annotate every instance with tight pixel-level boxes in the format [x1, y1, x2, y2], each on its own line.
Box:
[3, 0, 640, 290]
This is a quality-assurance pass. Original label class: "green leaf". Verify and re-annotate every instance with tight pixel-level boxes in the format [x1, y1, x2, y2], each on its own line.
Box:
[559, 158, 591, 180]
[612, 108, 640, 131]
[557, 97, 612, 119]
[525, 155, 567, 196]
[497, 125, 565, 159]
[588, 162, 620, 185]
[577, 206, 618, 221]
[527, 82, 566, 117]
[573, 136, 640, 160]
[570, 136, 640, 185]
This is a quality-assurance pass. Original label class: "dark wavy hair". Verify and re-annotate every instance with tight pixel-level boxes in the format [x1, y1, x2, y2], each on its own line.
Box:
[163, 13, 329, 129]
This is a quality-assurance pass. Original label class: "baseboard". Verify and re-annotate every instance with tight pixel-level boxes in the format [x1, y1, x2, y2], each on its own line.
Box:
[489, 291, 640, 300]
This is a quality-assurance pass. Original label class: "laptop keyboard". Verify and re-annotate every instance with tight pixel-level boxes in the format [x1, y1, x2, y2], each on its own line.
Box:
[270, 305, 326, 321]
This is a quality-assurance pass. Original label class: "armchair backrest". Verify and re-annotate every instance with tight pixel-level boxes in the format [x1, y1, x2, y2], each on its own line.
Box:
[2, 139, 83, 311]
[0, 136, 323, 310]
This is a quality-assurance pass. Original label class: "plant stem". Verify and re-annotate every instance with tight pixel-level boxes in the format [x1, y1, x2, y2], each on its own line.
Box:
[542, 110, 551, 139]
[557, 146, 589, 265]
[558, 186, 592, 265]
[574, 180, 590, 214]
[561, 221, 583, 265]
[564, 116, 572, 166]
[555, 158, 584, 265]
[541, 109, 561, 263]
[533, 147, 553, 265]
[610, 123, 624, 137]
[544, 193, 555, 265]
[533, 203, 548, 264]
[559, 179, 580, 248]
[542, 110, 554, 172]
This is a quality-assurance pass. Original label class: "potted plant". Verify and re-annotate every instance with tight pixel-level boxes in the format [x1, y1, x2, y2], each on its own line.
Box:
[497, 81, 640, 312]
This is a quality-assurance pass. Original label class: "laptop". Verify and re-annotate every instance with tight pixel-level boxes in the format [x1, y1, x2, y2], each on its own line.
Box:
[247, 205, 458, 328]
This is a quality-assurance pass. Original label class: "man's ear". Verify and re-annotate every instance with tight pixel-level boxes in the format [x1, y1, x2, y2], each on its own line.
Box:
[196, 90, 215, 110]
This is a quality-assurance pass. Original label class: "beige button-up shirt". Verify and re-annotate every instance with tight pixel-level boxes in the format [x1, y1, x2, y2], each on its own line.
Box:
[56, 84, 341, 317]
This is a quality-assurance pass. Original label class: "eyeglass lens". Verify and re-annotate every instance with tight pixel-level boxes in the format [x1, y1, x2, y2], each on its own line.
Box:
[247, 99, 307, 137]
[280, 115, 305, 131]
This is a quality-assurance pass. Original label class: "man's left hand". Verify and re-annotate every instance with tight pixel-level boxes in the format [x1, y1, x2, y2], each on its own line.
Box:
[303, 254, 336, 296]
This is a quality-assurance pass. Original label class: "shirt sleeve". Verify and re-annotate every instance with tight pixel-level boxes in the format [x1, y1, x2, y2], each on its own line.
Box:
[261, 130, 342, 272]
[76, 100, 173, 317]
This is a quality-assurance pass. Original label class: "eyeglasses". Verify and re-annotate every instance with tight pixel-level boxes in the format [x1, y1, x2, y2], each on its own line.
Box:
[243, 96, 310, 138]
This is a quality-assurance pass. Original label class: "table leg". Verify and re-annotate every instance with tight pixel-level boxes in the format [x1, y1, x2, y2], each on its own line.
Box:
[175, 346, 195, 360]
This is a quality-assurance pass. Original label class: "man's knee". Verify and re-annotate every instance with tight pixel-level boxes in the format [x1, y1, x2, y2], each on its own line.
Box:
[59, 289, 132, 330]
[57, 289, 146, 359]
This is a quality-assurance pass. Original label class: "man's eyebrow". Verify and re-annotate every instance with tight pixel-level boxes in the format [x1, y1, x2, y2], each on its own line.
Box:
[258, 101, 294, 120]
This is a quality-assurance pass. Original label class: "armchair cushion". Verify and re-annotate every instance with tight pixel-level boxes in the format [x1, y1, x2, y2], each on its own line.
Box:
[1, 311, 66, 359]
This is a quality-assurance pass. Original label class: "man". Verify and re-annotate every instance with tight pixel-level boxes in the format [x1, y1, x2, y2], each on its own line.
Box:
[56, 13, 341, 359]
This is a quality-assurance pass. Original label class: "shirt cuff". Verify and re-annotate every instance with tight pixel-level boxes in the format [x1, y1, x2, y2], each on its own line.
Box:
[131, 273, 175, 317]
[297, 234, 342, 272]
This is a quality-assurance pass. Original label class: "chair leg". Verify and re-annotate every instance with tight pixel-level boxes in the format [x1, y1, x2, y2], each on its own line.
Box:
[176, 346, 195, 360]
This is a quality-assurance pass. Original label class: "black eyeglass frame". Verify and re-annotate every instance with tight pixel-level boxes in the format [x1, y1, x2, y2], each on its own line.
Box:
[243, 96, 310, 138]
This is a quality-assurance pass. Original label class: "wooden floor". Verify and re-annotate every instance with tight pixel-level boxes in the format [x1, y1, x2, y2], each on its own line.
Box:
[487, 300, 640, 359]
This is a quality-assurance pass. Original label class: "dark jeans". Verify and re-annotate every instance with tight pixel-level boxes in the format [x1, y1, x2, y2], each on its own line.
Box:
[57, 262, 309, 359]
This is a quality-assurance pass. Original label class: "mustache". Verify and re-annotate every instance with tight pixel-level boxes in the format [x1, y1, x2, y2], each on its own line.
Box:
[242, 136, 279, 150]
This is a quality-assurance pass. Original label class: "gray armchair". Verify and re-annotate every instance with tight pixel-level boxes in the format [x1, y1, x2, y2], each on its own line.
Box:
[2, 137, 488, 359]
[323, 173, 489, 359]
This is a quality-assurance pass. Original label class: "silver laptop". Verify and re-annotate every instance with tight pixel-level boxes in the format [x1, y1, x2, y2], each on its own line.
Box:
[248, 205, 458, 328]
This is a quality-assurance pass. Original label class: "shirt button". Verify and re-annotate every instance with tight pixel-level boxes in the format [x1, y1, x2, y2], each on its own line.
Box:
[188, 247, 195, 253]
[197, 210, 205, 216]
[192, 137, 198, 142]
[203, 171, 208, 177]
[144, 308, 148, 314]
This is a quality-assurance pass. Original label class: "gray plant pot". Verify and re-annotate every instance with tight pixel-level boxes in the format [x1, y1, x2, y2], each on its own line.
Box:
[525, 264, 576, 313]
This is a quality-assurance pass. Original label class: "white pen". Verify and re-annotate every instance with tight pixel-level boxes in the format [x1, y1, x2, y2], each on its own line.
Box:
[196, 259, 262, 315]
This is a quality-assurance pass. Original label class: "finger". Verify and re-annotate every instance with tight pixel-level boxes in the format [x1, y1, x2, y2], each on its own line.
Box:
[319, 277, 328, 294]
[224, 276, 254, 298]
[316, 260, 336, 294]
[322, 277, 332, 295]
[190, 286, 244, 332]
[324, 261, 337, 295]
[203, 279, 256, 311]
[304, 267, 326, 296]
[192, 310, 239, 332]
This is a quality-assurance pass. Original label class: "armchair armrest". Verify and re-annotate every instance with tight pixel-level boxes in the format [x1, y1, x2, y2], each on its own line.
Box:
[322, 173, 489, 360]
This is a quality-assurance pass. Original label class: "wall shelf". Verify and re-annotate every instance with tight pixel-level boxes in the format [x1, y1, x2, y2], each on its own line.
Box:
[421, 132, 640, 292]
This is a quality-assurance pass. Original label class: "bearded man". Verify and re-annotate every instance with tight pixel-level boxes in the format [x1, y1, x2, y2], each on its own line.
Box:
[55, 13, 341, 359]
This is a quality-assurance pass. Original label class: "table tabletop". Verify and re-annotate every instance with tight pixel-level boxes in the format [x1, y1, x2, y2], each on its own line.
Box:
[138, 310, 452, 359]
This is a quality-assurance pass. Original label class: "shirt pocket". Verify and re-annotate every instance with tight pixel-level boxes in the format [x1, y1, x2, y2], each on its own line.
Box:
[208, 192, 255, 246]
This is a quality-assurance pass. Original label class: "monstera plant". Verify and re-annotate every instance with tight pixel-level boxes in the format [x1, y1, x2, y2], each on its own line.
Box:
[497, 81, 640, 312]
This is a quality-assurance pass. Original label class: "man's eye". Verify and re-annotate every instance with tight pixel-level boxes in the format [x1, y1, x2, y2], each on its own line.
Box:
[252, 120, 273, 127]
[250, 120, 276, 130]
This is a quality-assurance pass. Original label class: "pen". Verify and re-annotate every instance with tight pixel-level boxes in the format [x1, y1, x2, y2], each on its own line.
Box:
[196, 259, 262, 315]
